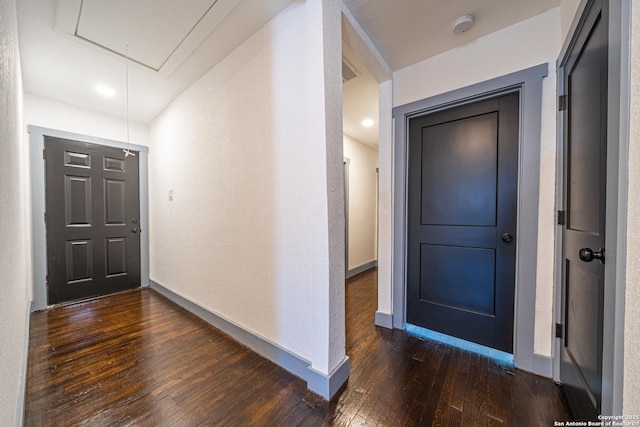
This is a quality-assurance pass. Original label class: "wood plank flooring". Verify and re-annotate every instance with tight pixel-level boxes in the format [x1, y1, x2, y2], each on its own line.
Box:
[25, 270, 573, 426]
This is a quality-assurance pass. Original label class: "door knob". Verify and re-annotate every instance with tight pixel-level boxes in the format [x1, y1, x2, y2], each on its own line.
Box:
[501, 233, 513, 243]
[131, 228, 138, 234]
[579, 247, 605, 264]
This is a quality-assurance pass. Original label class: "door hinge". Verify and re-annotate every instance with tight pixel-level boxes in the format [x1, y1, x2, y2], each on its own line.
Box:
[44, 212, 47, 223]
[557, 210, 566, 225]
[556, 323, 563, 339]
[43, 148, 46, 159]
[559, 95, 567, 111]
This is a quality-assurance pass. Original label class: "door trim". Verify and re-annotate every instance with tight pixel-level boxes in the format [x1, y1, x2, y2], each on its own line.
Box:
[554, 0, 630, 415]
[392, 63, 548, 374]
[28, 125, 150, 311]
[344, 157, 350, 274]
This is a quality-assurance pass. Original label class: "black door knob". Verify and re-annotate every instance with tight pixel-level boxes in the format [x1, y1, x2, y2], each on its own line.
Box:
[579, 247, 605, 264]
[501, 233, 513, 243]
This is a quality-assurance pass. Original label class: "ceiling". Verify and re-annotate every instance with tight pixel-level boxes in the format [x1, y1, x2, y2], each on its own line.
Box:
[63, 0, 239, 74]
[17, 0, 294, 123]
[16, 0, 560, 145]
[343, 0, 559, 71]
[340, 0, 559, 147]
[342, 44, 379, 147]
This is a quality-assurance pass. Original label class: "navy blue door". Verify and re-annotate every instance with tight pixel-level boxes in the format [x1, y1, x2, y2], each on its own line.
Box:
[560, 0, 608, 420]
[406, 93, 519, 353]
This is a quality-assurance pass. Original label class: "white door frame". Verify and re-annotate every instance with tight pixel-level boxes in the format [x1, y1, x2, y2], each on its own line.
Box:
[28, 125, 150, 311]
[391, 64, 548, 375]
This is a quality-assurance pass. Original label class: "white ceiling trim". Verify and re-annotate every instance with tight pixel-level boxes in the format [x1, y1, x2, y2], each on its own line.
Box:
[55, 0, 241, 78]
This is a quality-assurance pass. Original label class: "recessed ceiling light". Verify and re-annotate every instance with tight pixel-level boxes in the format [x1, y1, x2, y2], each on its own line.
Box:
[95, 84, 115, 97]
[362, 119, 375, 127]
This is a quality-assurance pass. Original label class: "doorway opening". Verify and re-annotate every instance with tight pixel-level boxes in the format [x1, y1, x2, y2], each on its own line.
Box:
[555, 0, 630, 416]
[28, 126, 150, 311]
[44, 136, 142, 305]
[341, 44, 380, 280]
[392, 64, 549, 374]
[405, 92, 519, 354]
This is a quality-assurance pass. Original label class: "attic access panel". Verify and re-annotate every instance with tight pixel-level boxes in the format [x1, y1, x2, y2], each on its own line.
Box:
[56, 0, 240, 76]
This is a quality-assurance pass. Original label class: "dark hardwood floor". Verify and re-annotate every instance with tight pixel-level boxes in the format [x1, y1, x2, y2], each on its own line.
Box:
[25, 270, 572, 426]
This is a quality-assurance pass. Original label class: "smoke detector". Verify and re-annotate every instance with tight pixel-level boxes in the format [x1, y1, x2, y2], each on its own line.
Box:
[452, 15, 474, 35]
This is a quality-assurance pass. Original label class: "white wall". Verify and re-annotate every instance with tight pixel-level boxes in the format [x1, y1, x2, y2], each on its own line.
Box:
[391, 8, 562, 358]
[343, 134, 378, 271]
[0, 0, 30, 423]
[149, 0, 345, 377]
[309, 0, 345, 376]
[24, 93, 149, 146]
[624, 1, 640, 413]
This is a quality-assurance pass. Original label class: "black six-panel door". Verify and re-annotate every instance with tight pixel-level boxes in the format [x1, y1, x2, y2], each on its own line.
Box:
[406, 93, 519, 353]
[45, 137, 141, 305]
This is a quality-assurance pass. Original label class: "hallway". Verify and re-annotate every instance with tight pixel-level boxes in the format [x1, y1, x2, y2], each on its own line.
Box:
[25, 270, 572, 425]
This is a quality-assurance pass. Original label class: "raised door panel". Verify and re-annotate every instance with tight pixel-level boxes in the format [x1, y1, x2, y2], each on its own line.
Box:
[419, 244, 496, 316]
[106, 238, 127, 277]
[420, 113, 498, 227]
[64, 176, 92, 227]
[565, 261, 601, 407]
[65, 240, 93, 284]
[105, 179, 126, 225]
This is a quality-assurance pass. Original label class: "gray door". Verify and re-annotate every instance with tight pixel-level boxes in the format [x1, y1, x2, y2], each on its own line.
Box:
[560, 0, 608, 420]
[45, 136, 141, 305]
[406, 93, 519, 353]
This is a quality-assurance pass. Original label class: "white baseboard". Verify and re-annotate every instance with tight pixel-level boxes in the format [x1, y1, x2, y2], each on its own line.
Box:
[532, 353, 553, 378]
[374, 311, 393, 329]
[346, 260, 377, 279]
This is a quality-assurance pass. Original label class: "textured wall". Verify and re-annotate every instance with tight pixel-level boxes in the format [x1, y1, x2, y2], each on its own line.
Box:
[149, 0, 345, 375]
[0, 0, 30, 423]
[624, 0, 640, 414]
[392, 8, 561, 358]
[313, 0, 346, 374]
[24, 93, 150, 146]
[343, 135, 378, 270]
